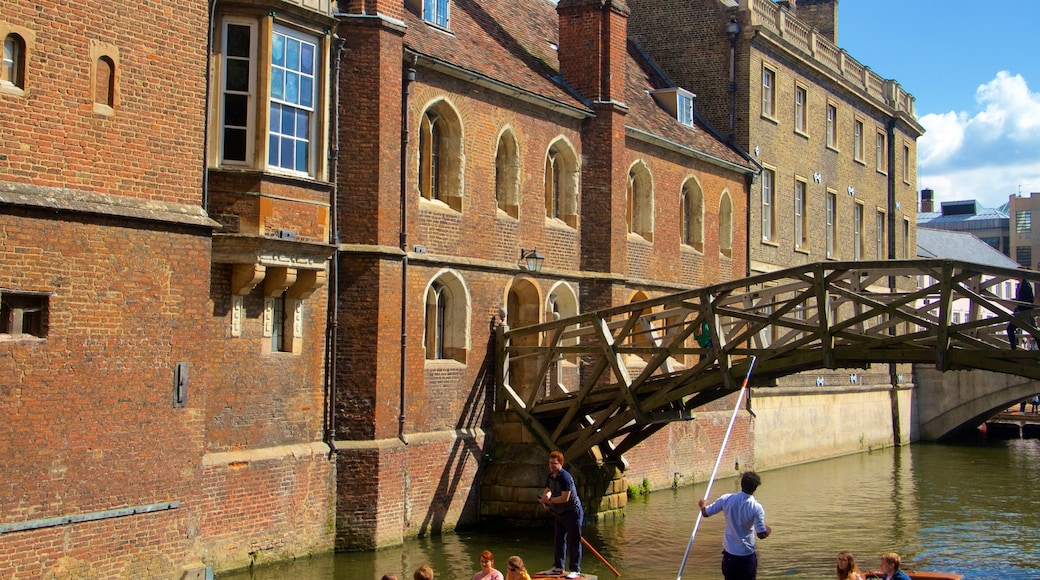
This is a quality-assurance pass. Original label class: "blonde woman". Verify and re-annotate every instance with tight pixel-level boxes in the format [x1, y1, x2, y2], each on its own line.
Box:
[505, 555, 532, 580]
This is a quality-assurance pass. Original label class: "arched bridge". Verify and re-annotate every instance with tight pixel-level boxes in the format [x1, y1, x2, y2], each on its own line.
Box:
[495, 259, 1040, 465]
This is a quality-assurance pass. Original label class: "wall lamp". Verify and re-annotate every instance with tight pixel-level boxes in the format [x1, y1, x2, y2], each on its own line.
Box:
[519, 248, 545, 273]
[725, 18, 741, 41]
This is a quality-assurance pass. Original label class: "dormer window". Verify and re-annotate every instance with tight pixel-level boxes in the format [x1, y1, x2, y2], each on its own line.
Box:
[650, 87, 696, 128]
[423, 0, 449, 27]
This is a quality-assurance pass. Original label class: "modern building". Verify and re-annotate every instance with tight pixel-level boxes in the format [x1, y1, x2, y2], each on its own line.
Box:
[1008, 192, 1040, 268]
[918, 189, 1010, 257]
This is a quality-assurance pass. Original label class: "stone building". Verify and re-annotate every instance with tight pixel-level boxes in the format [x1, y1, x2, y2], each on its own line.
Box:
[626, 0, 926, 466]
[1008, 192, 1040, 269]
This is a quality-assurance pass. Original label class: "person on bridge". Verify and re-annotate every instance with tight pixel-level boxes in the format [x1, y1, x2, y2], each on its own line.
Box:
[1007, 277, 1034, 350]
[539, 450, 583, 576]
[698, 471, 772, 580]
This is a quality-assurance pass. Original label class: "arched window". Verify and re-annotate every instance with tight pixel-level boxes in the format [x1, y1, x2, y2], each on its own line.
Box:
[627, 161, 654, 242]
[2, 33, 26, 89]
[681, 178, 704, 251]
[544, 139, 579, 228]
[418, 101, 464, 212]
[95, 56, 115, 108]
[424, 271, 469, 363]
[495, 129, 520, 219]
[719, 190, 733, 258]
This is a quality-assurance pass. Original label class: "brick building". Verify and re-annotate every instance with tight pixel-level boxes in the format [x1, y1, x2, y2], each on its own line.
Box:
[331, 0, 756, 552]
[2, 0, 759, 574]
[2, 0, 337, 576]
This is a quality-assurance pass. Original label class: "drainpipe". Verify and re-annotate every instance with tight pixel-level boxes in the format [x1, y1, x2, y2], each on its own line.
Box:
[886, 116, 902, 444]
[203, 0, 218, 209]
[726, 18, 741, 143]
[325, 34, 346, 451]
[398, 62, 417, 445]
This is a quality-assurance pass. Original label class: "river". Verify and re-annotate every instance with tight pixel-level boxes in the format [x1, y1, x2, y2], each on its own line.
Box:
[220, 435, 1040, 580]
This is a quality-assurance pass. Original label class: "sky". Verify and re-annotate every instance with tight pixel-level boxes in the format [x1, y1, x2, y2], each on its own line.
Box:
[836, 0, 1040, 211]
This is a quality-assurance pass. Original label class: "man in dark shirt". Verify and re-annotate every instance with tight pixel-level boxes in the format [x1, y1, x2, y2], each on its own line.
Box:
[1007, 276, 1034, 349]
[539, 450, 582, 576]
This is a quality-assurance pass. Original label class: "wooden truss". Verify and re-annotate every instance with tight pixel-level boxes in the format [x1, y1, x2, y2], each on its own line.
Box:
[495, 259, 1040, 466]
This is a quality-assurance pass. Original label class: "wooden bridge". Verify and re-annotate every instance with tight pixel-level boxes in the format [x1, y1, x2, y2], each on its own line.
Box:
[495, 259, 1040, 466]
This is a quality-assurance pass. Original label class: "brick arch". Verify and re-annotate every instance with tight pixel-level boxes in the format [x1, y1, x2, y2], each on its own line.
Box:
[418, 98, 466, 212]
[681, 176, 705, 252]
[423, 268, 471, 364]
[544, 137, 580, 228]
[495, 127, 520, 219]
[627, 159, 654, 242]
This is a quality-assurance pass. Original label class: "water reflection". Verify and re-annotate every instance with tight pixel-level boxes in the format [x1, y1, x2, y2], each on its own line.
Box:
[220, 439, 1040, 580]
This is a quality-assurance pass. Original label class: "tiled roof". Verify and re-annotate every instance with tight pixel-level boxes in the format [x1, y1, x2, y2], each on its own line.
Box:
[401, 0, 754, 170]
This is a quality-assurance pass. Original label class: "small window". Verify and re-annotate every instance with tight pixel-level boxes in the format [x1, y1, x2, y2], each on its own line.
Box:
[677, 91, 694, 127]
[681, 179, 704, 251]
[95, 56, 115, 107]
[627, 161, 654, 242]
[853, 203, 864, 260]
[761, 66, 776, 119]
[794, 86, 807, 134]
[853, 119, 864, 162]
[719, 191, 733, 258]
[269, 28, 318, 175]
[544, 139, 579, 228]
[423, 0, 449, 27]
[902, 143, 911, 184]
[495, 130, 520, 219]
[1016, 210, 1031, 233]
[2, 33, 26, 89]
[0, 291, 48, 339]
[761, 167, 775, 242]
[826, 191, 837, 259]
[876, 130, 888, 173]
[418, 101, 464, 212]
[794, 178, 807, 251]
[826, 103, 837, 149]
[902, 218, 910, 259]
[876, 210, 886, 258]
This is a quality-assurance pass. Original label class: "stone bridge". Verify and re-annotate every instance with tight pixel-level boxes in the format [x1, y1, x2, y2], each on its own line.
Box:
[496, 259, 1040, 466]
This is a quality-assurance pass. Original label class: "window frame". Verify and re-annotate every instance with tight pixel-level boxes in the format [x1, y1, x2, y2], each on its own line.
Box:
[876, 129, 888, 174]
[544, 139, 579, 228]
[825, 102, 838, 150]
[627, 161, 654, 242]
[853, 118, 865, 163]
[267, 24, 319, 177]
[422, 0, 450, 28]
[794, 85, 807, 135]
[876, 210, 886, 259]
[761, 167, 776, 243]
[2, 33, 26, 90]
[761, 65, 776, 120]
[826, 190, 837, 259]
[681, 179, 704, 252]
[902, 142, 912, 185]
[794, 177, 808, 252]
[0, 290, 49, 340]
[853, 202, 864, 260]
[495, 129, 520, 219]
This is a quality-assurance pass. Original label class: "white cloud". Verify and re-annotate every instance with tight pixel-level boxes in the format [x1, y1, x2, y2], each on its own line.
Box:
[917, 72, 1040, 208]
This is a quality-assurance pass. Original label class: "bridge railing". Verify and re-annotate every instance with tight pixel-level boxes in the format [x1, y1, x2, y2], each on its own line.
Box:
[496, 260, 1040, 463]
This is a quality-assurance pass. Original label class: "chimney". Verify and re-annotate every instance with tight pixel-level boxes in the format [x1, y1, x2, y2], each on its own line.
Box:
[920, 188, 934, 213]
[557, 0, 630, 103]
[792, 0, 837, 43]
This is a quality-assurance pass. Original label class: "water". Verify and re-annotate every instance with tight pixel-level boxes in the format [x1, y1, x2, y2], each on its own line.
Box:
[220, 437, 1040, 580]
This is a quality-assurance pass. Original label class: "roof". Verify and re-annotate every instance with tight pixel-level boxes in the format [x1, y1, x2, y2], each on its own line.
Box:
[400, 0, 754, 171]
[917, 202, 1008, 227]
[916, 228, 1019, 269]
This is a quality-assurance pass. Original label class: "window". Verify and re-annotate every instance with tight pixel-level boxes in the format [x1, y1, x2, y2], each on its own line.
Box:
[627, 161, 654, 241]
[794, 179, 807, 251]
[1016, 210, 1032, 234]
[903, 143, 911, 184]
[794, 86, 807, 134]
[0, 291, 48, 339]
[826, 191, 836, 258]
[876, 210, 886, 258]
[677, 91, 694, 127]
[423, 0, 449, 27]
[853, 119, 864, 162]
[853, 203, 863, 260]
[269, 29, 316, 174]
[826, 103, 837, 149]
[2, 33, 25, 89]
[218, 19, 324, 178]
[1017, 247, 1033, 269]
[902, 218, 910, 259]
[260, 267, 311, 354]
[544, 139, 579, 228]
[95, 56, 114, 107]
[419, 101, 463, 211]
[495, 130, 520, 219]
[761, 168, 775, 242]
[89, 42, 119, 114]
[681, 179, 704, 251]
[762, 66, 775, 119]
[424, 272, 469, 363]
[876, 130, 888, 173]
[719, 191, 733, 258]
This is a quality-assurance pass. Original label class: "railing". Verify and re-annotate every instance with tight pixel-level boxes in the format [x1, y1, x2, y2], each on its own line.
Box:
[496, 260, 1040, 464]
[743, 0, 915, 117]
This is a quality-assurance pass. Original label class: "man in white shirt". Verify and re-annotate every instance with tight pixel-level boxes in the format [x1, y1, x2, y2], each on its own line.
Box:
[698, 471, 772, 580]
